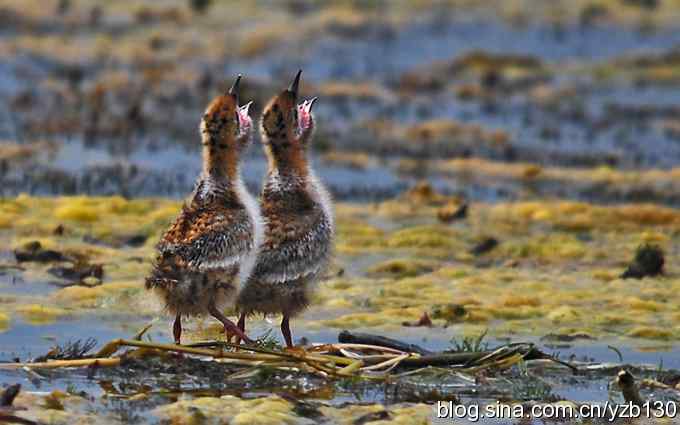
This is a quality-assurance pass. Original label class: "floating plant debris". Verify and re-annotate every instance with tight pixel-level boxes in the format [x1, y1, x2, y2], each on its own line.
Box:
[14, 242, 68, 264]
[47, 263, 103, 286]
[621, 244, 665, 279]
[1, 330, 678, 423]
[33, 338, 97, 363]
[0, 383, 20, 407]
[470, 237, 499, 256]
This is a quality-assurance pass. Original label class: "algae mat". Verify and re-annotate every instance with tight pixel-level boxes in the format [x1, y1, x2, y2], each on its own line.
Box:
[1, 195, 680, 423]
[1, 195, 679, 343]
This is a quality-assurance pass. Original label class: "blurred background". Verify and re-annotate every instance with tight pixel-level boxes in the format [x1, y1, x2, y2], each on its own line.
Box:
[3, 3, 680, 416]
[3, 0, 680, 204]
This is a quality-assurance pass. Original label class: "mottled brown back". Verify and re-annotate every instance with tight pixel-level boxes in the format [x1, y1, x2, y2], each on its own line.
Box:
[157, 182, 254, 271]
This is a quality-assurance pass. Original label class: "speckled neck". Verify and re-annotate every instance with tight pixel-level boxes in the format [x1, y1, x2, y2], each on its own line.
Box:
[263, 138, 309, 182]
[202, 144, 239, 183]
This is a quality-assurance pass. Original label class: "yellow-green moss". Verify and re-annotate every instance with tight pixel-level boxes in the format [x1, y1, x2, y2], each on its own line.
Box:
[335, 219, 386, 253]
[623, 297, 664, 312]
[387, 226, 457, 249]
[367, 258, 439, 278]
[547, 306, 581, 323]
[54, 198, 101, 222]
[153, 393, 431, 425]
[503, 235, 586, 261]
[627, 326, 675, 340]
[500, 295, 542, 307]
[53, 280, 144, 309]
[16, 304, 69, 325]
[154, 395, 297, 425]
[0, 311, 9, 331]
[3, 195, 680, 343]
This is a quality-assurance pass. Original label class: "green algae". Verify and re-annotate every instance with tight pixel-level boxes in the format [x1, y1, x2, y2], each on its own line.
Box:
[15, 304, 70, 325]
[1, 195, 680, 345]
[0, 311, 9, 332]
[386, 226, 454, 249]
[335, 217, 387, 254]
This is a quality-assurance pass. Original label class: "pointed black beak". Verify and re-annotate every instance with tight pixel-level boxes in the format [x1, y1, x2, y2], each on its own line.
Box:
[307, 97, 318, 111]
[288, 69, 302, 97]
[228, 74, 242, 99]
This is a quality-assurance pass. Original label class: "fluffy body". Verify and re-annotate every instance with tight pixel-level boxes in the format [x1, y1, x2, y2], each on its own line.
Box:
[236, 72, 334, 345]
[144, 81, 261, 343]
[237, 168, 334, 318]
[147, 177, 262, 316]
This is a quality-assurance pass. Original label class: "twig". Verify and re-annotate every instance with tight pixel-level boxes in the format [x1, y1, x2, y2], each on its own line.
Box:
[338, 330, 434, 355]
[398, 352, 491, 368]
[607, 345, 624, 363]
[96, 339, 284, 361]
[337, 360, 364, 376]
[463, 353, 525, 373]
[95, 339, 366, 378]
[362, 354, 410, 372]
[132, 324, 153, 341]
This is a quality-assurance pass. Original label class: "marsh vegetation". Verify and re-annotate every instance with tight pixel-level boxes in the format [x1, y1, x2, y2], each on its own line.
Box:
[2, 0, 680, 423]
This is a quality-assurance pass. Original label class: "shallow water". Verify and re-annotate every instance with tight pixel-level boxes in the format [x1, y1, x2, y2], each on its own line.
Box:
[46, 139, 406, 200]
[248, 18, 680, 80]
[2, 4, 680, 423]
[2, 15, 680, 201]
[2, 311, 679, 403]
[1, 283, 678, 418]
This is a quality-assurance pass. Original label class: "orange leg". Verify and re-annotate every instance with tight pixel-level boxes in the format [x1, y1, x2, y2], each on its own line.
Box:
[227, 313, 247, 345]
[209, 304, 253, 344]
[235, 313, 246, 345]
[238, 313, 246, 332]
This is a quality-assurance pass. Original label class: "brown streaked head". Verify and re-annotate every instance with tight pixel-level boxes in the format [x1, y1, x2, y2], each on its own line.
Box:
[199, 74, 254, 151]
[260, 70, 317, 150]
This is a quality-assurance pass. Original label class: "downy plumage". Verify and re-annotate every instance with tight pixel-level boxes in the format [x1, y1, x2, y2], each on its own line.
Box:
[146, 75, 263, 344]
[236, 70, 334, 347]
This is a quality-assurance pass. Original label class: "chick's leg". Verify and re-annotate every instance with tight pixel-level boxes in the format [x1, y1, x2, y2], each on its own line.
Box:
[209, 304, 253, 344]
[281, 315, 293, 348]
[231, 313, 247, 345]
[226, 313, 247, 345]
[173, 313, 182, 345]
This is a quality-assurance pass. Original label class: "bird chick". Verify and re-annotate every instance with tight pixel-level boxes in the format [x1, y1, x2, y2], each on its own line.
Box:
[146, 75, 262, 345]
[236, 70, 334, 347]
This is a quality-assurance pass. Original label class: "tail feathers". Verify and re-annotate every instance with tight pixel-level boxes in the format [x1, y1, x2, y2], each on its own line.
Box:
[145, 252, 198, 290]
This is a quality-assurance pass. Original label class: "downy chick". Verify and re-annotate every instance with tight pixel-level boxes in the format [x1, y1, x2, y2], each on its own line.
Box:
[146, 75, 263, 344]
[236, 70, 334, 347]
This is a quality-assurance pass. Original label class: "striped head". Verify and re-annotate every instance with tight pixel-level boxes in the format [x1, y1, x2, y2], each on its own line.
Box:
[200, 75, 253, 178]
[260, 70, 317, 170]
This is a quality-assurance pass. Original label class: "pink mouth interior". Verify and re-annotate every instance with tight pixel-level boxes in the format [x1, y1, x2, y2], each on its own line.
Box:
[297, 102, 312, 133]
[237, 108, 252, 135]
